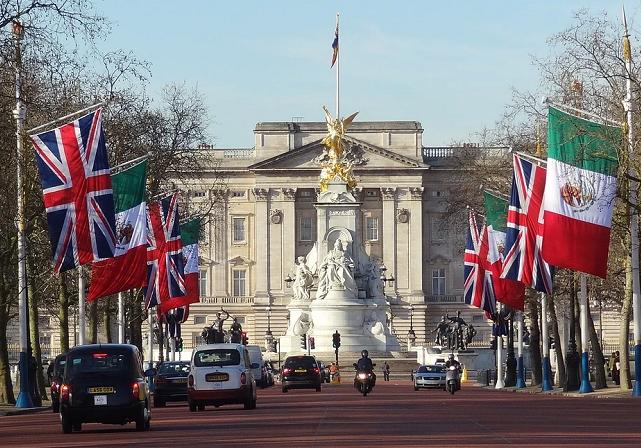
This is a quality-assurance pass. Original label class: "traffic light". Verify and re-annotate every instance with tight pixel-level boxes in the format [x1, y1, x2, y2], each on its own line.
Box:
[241, 331, 248, 345]
[308, 336, 315, 350]
[177, 337, 183, 352]
[300, 334, 307, 350]
[332, 331, 341, 349]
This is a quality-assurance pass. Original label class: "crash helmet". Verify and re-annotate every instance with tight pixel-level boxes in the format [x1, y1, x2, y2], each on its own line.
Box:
[448, 353, 455, 361]
[361, 349, 369, 358]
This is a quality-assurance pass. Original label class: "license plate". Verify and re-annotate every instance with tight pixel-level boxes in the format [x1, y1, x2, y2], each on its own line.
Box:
[94, 395, 107, 406]
[172, 378, 188, 384]
[294, 369, 306, 373]
[206, 373, 228, 382]
[88, 387, 114, 394]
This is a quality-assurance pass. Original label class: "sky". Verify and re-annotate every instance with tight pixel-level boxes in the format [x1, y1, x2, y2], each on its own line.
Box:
[97, 0, 631, 149]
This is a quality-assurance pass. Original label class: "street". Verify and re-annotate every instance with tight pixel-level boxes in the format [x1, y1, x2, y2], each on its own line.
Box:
[2, 380, 640, 447]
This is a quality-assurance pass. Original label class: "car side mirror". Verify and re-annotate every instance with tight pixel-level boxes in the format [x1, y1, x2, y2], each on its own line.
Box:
[144, 368, 156, 377]
[250, 363, 260, 369]
[372, 363, 376, 367]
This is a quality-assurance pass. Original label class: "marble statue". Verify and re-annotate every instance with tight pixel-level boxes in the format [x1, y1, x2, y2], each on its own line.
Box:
[292, 256, 314, 302]
[366, 261, 384, 299]
[292, 312, 313, 336]
[316, 238, 357, 300]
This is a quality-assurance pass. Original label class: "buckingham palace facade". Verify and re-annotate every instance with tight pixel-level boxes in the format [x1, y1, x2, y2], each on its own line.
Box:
[176, 120, 499, 351]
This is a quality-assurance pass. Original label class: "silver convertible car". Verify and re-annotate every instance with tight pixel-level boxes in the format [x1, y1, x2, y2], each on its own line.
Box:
[414, 365, 446, 390]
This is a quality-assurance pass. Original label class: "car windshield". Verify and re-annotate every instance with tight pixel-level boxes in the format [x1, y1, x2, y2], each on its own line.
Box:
[417, 365, 444, 373]
[67, 352, 129, 375]
[158, 363, 190, 375]
[194, 349, 240, 367]
[284, 357, 316, 369]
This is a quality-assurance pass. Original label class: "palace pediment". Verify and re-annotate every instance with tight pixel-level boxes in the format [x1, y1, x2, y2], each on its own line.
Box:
[248, 137, 427, 171]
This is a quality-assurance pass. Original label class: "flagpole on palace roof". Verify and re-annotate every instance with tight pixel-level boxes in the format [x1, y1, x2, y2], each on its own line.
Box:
[335, 12, 340, 119]
[622, 5, 641, 397]
[12, 20, 34, 409]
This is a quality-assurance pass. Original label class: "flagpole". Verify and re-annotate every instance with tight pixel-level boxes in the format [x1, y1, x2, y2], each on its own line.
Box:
[543, 99, 623, 128]
[148, 308, 154, 364]
[78, 267, 86, 345]
[12, 20, 34, 409]
[495, 304, 505, 389]
[541, 293, 553, 390]
[578, 274, 594, 393]
[335, 12, 340, 119]
[623, 6, 641, 397]
[26, 101, 107, 135]
[118, 292, 125, 344]
[515, 311, 526, 388]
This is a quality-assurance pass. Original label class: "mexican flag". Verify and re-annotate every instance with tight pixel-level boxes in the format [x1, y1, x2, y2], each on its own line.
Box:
[159, 218, 201, 313]
[542, 107, 621, 278]
[484, 191, 525, 310]
[88, 160, 148, 301]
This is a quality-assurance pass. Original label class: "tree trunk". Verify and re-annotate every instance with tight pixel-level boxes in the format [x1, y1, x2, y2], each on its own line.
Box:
[27, 257, 47, 402]
[104, 298, 113, 343]
[548, 297, 566, 387]
[131, 291, 143, 351]
[528, 297, 542, 385]
[90, 300, 98, 344]
[0, 269, 15, 404]
[587, 303, 607, 389]
[58, 274, 69, 353]
[620, 252, 633, 390]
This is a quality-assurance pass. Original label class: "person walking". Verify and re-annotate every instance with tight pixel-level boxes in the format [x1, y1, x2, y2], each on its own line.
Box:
[382, 361, 390, 381]
[612, 351, 621, 386]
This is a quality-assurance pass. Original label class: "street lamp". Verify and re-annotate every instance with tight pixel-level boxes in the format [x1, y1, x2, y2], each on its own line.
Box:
[408, 304, 416, 347]
[284, 275, 293, 287]
[266, 305, 272, 336]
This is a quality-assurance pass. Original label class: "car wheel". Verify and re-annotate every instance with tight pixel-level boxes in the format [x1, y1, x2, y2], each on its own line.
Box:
[197, 402, 205, 411]
[135, 406, 147, 431]
[189, 401, 197, 412]
[72, 422, 82, 432]
[316, 386, 321, 392]
[414, 385, 419, 391]
[61, 412, 73, 434]
[282, 387, 288, 393]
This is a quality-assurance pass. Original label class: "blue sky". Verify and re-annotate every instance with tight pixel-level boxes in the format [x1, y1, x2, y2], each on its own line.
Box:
[98, 1, 629, 148]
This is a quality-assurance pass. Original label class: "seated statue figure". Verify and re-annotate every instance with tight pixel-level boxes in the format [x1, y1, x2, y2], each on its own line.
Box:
[316, 239, 357, 300]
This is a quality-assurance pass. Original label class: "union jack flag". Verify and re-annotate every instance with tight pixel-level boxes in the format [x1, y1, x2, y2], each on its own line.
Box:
[501, 154, 554, 293]
[30, 109, 116, 274]
[144, 194, 186, 309]
[464, 211, 496, 315]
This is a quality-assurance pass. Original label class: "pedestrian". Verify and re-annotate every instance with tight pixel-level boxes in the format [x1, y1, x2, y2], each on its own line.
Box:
[329, 362, 338, 382]
[382, 361, 390, 381]
[612, 351, 621, 386]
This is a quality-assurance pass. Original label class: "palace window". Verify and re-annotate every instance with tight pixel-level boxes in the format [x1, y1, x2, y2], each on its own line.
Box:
[231, 190, 245, 198]
[432, 268, 446, 296]
[299, 216, 313, 241]
[232, 217, 246, 243]
[193, 190, 206, 198]
[233, 269, 247, 296]
[366, 217, 379, 241]
[199, 269, 208, 297]
[194, 315, 206, 325]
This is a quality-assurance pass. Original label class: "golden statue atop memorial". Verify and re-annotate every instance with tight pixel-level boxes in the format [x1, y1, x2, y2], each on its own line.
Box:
[319, 105, 359, 192]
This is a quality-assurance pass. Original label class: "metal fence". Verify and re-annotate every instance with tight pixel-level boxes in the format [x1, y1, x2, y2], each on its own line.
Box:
[7, 344, 64, 364]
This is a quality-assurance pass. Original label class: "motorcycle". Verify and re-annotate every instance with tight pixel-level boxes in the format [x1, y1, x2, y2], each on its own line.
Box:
[445, 365, 461, 395]
[353, 363, 376, 396]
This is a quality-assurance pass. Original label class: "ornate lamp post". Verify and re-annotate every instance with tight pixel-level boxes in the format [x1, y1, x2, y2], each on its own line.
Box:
[265, 305, 274, 351]
[505, 311, 517, 387]
[408, 304, 416, 348]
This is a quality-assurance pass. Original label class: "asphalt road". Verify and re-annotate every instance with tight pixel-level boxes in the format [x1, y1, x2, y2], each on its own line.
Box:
[2, 381, 641, 447]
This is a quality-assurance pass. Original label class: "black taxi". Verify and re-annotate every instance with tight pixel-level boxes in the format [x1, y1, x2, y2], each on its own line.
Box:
[59, 344, 151, 433]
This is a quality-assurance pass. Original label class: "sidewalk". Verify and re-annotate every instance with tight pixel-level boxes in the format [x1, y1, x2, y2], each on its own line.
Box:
[0, 399, 51, 416]
[478, 381, 633, 399]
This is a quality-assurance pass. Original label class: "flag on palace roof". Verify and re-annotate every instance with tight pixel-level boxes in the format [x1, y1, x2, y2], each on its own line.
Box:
[144, 193, 186, 309]
[501, 154, 554, 294]
[331, 19, 339, 67]
[464, 211, 496, 315]
[30, 108, 116, 274]
[541, 107, 621, 278]
[484, 191, 525, 310]
[88, 160, 148, 301]
[159, 217, 201, 313]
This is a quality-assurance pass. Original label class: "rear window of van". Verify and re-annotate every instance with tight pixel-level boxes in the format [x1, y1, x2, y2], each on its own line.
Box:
[194, 349, 241, 367]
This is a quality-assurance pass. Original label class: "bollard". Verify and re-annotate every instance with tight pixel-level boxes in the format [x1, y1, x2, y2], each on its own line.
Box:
[461, 367, 468, 383]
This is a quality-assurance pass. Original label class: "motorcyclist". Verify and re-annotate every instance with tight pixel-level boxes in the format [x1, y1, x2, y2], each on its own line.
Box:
[445, 353, 461, 371]
[355, 349, 376, 386]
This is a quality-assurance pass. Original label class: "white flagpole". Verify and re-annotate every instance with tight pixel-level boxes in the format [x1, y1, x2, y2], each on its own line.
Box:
[148, 308, 154, 364]
[335, 12, 340, 119]
[579, 274, 593, 393]
[78, 267, 86, 345]
[495, 304, 505, 389]
[516, 310, 526, 388]
[541, 293, 553, 390]
[118, 292, 125, 344]
[623, 6, 641, 397]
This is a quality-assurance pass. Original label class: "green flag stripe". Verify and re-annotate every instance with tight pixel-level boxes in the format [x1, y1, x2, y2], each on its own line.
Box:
[181, 218, 201, 246]
[112, 160, 147, 213]
[547, 107, 620, 177]
[483, 191, 508, 232]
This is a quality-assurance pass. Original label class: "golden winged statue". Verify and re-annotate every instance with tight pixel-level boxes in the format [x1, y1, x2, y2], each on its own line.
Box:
[319, 106, 359, 191]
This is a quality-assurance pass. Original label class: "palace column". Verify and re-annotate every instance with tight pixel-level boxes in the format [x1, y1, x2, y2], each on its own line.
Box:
[380, 187, 397, 287]
[253, 187, 270, 302]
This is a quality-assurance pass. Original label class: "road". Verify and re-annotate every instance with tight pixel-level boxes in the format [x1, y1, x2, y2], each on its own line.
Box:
[2, 381, 641, 447]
